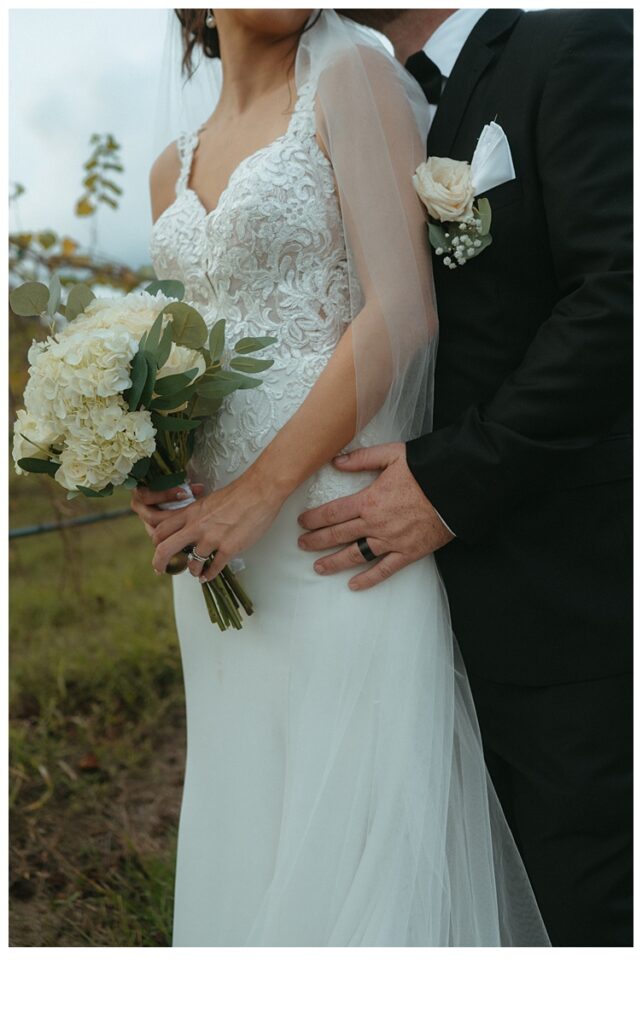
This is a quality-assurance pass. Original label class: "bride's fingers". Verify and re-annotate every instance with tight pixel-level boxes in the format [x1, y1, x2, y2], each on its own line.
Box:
[187, 544, 214, 578]
[152, 526, 197, 573]
[152, 511, 190, 544]
[199, 548, 228, 584]
[135, 482, 206, 508]
[312, 537, 385, 576]
[298, 517, 367, 552]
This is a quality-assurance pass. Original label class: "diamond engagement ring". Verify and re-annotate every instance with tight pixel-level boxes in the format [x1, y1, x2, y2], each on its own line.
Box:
[188, 548, 211, 565]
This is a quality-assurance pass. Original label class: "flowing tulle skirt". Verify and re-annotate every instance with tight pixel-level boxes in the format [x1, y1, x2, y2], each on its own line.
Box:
[170, 483, 549, 946]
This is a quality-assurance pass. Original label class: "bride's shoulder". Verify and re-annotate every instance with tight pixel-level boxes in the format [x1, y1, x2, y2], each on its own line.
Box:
[149, 141, 182, 224]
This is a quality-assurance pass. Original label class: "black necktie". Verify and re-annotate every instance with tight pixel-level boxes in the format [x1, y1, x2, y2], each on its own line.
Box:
[405, 51, 443, 106]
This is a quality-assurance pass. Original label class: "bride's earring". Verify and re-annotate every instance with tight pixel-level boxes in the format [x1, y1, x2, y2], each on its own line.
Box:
[205, 10, 216, 29]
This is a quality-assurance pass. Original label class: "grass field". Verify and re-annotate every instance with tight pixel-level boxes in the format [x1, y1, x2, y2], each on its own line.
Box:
[9, 314, 186, 946]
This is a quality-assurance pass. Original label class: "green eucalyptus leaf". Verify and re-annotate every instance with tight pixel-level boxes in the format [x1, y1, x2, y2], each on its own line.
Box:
[216, 369, 263, 391]
[476, 197, 492, 236]
[145, 279, 186, 301]
[209, 319, 226, 362]
[139, 353, 157, 409]
[10, 282, 50, 317]
[77, 483, 114, 498]
[154, 368, 199, 396]
[150, 384, 196, 410]
[16, 457, 58, 476]
[66, 283, 95, 321]
[151, 412, 200, 433]
[147, 471, 187, 492]
[428, 222, 450, 252]
[127, 350, 148, 411]
[141, 311, 164, 359]
[130, 456, 151, 479]
[190, 394, 224, 417]
[122, 476, 139, 490]
[47, 274, 62, 318]
[234, 336, 277, 354]
[164, 301, 208, 349]
[157, 323, 174, 368]
[229, 356, 274, 374]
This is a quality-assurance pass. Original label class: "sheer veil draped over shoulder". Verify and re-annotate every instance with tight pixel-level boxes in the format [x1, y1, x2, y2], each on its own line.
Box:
[155, 8, 437, 443]
[150, 9, 550, 946]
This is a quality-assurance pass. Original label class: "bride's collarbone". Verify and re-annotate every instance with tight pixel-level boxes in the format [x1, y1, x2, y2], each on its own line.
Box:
[190, 107, 295, 207]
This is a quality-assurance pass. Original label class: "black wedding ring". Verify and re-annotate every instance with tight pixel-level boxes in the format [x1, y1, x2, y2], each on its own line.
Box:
[357, 537, 377, 562]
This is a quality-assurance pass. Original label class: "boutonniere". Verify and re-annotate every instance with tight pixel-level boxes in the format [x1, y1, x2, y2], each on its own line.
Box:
[413, 122, 516, 270]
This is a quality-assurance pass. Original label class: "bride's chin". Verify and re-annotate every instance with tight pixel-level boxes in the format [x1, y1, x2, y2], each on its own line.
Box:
[231, 9, 314, 40]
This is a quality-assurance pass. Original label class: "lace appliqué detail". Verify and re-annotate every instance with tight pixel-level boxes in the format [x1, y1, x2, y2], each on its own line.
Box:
[150, 80, 366, 504]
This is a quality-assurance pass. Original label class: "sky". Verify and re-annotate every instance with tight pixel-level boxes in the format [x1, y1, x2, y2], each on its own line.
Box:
[9, 8, 179, 268]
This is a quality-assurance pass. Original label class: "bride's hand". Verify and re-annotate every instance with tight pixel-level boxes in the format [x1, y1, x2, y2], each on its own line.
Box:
[149, 466, 286, 580]
[130, 482, 206, 539]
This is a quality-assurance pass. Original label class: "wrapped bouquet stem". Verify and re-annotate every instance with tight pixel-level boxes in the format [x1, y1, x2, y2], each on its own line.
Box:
[10, 275, 276, 630]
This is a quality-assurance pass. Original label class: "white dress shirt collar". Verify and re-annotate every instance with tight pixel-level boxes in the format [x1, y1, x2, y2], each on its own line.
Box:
[423, 8, 488, 79]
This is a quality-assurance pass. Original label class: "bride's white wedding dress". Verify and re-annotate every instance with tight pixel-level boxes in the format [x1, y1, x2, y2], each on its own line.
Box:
[150, 77, 548, 946]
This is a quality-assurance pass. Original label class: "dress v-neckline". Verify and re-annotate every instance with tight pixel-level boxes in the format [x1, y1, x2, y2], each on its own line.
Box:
[184, 81, 311, 221]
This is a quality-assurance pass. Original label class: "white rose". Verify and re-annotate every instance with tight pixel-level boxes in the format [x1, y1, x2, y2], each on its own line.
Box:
[157, 343, 206, 382]
[413, 157, 475, 223]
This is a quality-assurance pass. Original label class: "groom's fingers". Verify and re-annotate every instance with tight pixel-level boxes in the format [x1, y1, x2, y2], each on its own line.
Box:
[333, 442, 402, 474]
[298, 517, 366, 552]
[348, 552, 410, 592]
[312, 536, 385, 576]
[297, 492, 363, 531]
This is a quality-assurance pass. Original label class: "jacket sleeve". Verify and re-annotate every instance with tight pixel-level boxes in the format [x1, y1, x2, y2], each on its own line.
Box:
[405, 10, 632, 542]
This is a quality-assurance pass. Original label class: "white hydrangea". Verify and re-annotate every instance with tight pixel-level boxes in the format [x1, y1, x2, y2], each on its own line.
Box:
[12, 289, 169, 490]
[12, 409, 63, 474]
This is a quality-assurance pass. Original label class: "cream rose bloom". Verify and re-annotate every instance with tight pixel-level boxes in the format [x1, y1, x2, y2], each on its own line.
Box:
[157, 343, 206, 381]
[413, 157, 476, 223]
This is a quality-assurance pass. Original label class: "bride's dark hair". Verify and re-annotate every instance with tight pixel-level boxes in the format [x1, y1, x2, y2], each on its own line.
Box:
[175, 9, 322, 78]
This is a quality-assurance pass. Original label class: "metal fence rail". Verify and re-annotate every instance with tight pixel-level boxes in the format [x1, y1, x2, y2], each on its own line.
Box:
[9, 507, 134, 540]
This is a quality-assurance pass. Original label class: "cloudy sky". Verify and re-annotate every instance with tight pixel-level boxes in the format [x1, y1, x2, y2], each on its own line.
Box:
[9, 8, 182, 268]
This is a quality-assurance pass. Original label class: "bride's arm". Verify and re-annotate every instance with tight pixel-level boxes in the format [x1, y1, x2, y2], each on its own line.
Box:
[148, 45, 435, 580]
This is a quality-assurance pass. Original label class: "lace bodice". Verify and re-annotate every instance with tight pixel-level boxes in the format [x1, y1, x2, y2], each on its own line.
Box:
[150, 79, 377, 504]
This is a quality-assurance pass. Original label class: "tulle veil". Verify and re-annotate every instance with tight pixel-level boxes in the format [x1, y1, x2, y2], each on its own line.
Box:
[153, 9, 550, 946]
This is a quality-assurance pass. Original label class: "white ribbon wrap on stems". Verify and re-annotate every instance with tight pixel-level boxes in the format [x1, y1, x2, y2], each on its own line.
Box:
[158, 483, 246, 573]
[470, 122, 516, 196]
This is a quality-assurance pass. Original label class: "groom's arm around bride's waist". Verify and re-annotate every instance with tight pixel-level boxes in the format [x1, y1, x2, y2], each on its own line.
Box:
[406, 9, 633, 544]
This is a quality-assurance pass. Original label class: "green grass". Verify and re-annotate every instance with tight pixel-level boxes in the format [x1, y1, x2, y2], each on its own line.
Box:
[10, 437, 186, 946]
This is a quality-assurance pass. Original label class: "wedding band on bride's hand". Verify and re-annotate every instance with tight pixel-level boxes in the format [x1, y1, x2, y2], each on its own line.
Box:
[357, 537, 378, 562]
[188, 548, 211, 565]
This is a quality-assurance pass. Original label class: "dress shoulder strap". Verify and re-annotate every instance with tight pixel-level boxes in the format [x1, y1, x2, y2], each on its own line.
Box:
[288, 78, 319, 139]
[175, 130, 200, 195]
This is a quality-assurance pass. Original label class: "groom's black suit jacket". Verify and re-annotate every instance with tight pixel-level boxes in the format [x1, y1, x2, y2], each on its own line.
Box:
[406, 8, 632, 687]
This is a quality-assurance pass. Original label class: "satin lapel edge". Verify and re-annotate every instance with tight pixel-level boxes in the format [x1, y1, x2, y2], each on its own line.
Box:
[426, 10, 523, 158]
[426, 42, 496, 157]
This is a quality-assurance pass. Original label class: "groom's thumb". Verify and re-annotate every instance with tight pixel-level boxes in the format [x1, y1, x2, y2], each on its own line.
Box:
[333, 444, 397, 473]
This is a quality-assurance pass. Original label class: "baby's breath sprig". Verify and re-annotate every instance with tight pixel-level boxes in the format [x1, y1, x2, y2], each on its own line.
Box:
[428, 197, 493, 270]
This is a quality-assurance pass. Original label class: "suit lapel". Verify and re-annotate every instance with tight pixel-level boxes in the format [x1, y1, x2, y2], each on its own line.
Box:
[427, 9, 523, 157]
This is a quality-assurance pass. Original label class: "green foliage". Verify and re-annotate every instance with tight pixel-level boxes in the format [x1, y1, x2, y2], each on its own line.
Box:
[163, 302, 208, 349]
[75, 133, 124, 219]
[234, 336, 277, 354]
[144, 279, 185, 301]
[65, 283, 95, 321]
[208, 319, 226, 362]
[10, 281, 49, 317]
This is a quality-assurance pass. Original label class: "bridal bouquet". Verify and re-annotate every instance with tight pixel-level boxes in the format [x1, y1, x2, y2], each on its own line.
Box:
[10, 276, 276, 630]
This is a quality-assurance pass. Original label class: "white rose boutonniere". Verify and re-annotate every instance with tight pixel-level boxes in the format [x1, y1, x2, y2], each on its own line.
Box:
[413, 122, 516, 270]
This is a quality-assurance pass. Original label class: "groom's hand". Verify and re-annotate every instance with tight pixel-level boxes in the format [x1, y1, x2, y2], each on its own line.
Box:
[297, 443, 454, 590]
